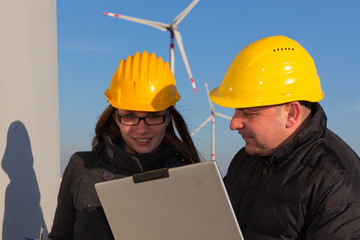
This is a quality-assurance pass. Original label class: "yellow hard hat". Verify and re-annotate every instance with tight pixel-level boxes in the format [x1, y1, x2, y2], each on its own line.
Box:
[105, 51, 180, 111]
[209, 35, 324, 108]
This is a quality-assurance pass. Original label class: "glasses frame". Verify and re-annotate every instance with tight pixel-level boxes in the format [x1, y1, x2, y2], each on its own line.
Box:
[116, 110, 169, 126]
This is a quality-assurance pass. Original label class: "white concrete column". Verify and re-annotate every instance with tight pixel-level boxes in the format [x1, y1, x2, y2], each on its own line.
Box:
[0, 0, 59, 238]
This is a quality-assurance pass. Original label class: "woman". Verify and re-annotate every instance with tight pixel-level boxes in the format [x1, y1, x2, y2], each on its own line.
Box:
[47, 51, 201, 239]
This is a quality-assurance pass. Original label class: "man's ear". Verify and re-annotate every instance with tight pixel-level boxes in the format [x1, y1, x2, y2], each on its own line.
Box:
[285, 102, 301, 128]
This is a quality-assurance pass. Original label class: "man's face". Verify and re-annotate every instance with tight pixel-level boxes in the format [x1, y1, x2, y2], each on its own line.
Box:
[230, 105, 288, 156]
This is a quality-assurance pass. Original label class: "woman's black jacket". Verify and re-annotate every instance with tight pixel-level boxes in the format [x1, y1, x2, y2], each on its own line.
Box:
[48, 136, 186, 240]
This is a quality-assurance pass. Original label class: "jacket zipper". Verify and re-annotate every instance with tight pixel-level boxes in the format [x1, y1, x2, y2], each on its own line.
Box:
[263, 158, 272, 176]
[244, 157, 274, 232]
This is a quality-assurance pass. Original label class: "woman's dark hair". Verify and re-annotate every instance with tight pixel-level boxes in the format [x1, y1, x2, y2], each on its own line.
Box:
[92, 105, 201, 164]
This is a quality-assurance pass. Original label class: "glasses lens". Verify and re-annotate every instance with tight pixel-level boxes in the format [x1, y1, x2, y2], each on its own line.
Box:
[117, 111, 168, 126]
[119, 116, 139, 126]
[144, 115, 165, 125]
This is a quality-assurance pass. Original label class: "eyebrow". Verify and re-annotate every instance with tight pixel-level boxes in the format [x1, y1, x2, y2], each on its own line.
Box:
[236, 108, 261, 113]
[117, 111, 167, 116]
[237, 105, 275, 112]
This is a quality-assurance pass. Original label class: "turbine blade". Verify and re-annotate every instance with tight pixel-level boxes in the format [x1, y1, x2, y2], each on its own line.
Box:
[174, 30, 197, 93]
[103, 12, 169, 32]
[172, 0, 200, 26]
[191, 115, 212, 136]
[215, 112, 232, 120]
[211, 115, 215, 160]
[205, 82, 215, 113]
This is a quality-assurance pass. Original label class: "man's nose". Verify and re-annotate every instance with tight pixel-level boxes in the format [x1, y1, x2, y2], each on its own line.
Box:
[230, 111, 244, 131]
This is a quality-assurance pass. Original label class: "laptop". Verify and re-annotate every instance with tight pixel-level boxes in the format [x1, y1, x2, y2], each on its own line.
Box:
[95, 161, 244, 240]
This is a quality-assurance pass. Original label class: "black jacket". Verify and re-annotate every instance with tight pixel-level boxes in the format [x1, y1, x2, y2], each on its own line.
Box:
[48, 136, 186, 240]
[224, 103, 360, 239]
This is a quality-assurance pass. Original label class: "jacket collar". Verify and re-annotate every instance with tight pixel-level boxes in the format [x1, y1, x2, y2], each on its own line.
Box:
[95, 134, 181, 173]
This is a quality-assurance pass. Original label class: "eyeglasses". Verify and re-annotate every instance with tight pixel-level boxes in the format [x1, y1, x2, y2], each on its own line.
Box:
[116, 111, 169, 126]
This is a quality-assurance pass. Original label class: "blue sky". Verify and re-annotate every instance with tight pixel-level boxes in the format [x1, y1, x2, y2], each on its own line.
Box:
[57, 0, 360, 175]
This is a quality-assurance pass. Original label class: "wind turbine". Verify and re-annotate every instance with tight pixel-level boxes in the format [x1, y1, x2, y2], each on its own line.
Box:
[103, 0, 199, 93]
[191, 82, 232, 160]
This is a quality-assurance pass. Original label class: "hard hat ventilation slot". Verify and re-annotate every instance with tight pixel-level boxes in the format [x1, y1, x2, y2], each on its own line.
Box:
[273, 47, 295, 52]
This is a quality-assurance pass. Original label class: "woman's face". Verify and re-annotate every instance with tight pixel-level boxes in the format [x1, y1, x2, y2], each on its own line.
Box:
[115, 109, 170, 154]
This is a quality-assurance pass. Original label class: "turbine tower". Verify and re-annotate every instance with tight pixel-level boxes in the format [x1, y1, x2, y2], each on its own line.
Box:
[104, 0, 199, 93]
[191, 82, 232, 160]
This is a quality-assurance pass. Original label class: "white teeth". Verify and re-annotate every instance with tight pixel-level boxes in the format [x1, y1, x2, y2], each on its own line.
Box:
[136, 138, 150, 142]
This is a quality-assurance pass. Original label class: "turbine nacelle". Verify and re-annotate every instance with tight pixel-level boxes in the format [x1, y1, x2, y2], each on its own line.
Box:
[169, 24, 177, 31]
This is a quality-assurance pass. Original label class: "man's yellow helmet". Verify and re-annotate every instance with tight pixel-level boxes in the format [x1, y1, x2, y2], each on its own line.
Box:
[105, 51, 180, 111]
[209, 35, 324, 108]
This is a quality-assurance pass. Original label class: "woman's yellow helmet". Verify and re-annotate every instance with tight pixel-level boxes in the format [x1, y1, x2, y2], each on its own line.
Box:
[105, 51, 180, 111]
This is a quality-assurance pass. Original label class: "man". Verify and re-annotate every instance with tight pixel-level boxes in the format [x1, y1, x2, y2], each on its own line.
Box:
[209, 35, 360, 239]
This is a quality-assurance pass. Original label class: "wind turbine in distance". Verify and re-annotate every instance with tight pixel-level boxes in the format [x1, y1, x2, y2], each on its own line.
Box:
[191, 82, 232, 160]
[103, 0, 199, 93]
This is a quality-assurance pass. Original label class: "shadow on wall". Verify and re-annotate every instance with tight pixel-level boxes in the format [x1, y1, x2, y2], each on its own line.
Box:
[2, 121, 48, 239]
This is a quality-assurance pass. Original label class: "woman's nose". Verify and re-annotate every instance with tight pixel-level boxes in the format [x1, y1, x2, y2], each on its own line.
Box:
[136, 119, 150, 132]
